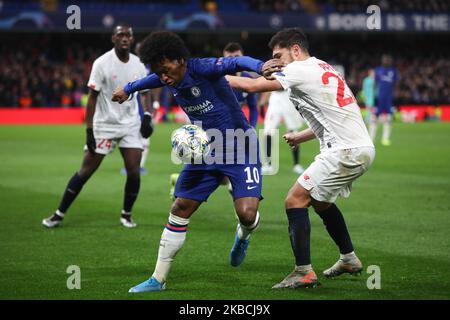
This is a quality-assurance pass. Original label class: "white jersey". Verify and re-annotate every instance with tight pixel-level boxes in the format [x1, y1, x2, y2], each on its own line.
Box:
[88, 49, 147, 129]
[275, 57, 373, 152]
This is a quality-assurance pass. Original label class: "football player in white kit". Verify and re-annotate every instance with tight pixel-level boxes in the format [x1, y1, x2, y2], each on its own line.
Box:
[259, 89, 305, 175]
[226, 28, 375, 289]
[42, 24, 153, 229]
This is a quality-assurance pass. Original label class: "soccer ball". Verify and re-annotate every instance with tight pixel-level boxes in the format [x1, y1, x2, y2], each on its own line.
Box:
[171, 124, 210, 163]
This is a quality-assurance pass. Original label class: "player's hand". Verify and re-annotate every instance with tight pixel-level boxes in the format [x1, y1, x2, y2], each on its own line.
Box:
[86, 128, 96, 154]
[140, 112, 154, 138]
[262, 59, 285, 80]
[112, 86, 129, 104]
[283, 132, 301, 149]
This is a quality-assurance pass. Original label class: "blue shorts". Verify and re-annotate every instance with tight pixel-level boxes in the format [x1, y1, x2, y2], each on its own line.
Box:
[375, 94, 393, 116]
[174, 163, 262, 202]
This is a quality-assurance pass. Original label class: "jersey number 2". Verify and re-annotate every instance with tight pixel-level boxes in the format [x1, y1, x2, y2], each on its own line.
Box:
[321, 72, 355, 108]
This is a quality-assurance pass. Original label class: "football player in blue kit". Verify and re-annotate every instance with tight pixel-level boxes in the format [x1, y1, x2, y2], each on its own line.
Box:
[369, 54, 399, 146]
[112, 31, 268, 292]
[168, 42, 259, 199]
[223, 42, 259, 128]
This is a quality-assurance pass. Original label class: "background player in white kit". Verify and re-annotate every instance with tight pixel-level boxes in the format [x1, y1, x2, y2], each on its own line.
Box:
[258, 89, 305, 175]
[227, 28, 375, 289]
[42, 24, 153, 229]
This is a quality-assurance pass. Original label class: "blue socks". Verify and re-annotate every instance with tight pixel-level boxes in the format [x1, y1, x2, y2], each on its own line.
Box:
[58, 172, 87, 213]
[316, 204, 354, 254]
[286, 208, 311, 266]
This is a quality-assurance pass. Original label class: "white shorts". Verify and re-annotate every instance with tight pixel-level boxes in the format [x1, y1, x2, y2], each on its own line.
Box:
[84, 124, 144, 155]
[298, 146, 375, 203]
[264, 92, 304, 134]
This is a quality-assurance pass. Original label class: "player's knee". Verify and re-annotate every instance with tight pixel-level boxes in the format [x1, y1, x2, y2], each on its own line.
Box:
[236, 206, 257, 226]
[126, 168, 140, 179]
[285, 192, 310, 209]
[171, 199, 197, 218]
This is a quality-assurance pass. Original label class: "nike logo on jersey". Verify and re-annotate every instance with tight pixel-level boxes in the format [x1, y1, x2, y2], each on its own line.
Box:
[247, 185, 258, 190]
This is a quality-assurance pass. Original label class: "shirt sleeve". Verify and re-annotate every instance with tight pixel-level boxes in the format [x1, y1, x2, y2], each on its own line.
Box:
[274, 63, 303, 90]
[124, 73, 164, 95]
[192, 56, 264, 78]
[87, 60, 103, 92]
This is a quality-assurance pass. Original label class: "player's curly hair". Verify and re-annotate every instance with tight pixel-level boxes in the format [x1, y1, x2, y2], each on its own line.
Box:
[139, 31, 190, 69]
[268, 28, 309, 52]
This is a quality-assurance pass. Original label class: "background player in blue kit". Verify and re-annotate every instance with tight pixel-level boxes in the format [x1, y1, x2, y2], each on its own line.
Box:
[369, 54, 399, 146]
[223, 42, 259, 128]
[112, 31, 266, 292]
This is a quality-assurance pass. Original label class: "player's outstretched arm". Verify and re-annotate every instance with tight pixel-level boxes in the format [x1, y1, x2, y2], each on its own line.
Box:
[195, 56, 267, 77]
[225, 75, 283, 93]
[112, 73, 164, 104]
[283, 128, 316, 148]
[85, 88, 99, 153]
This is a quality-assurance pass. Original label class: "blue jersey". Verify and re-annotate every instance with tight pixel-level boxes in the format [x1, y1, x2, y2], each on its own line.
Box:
[375, 66, 398, 98]
[232, 71, 258, 128]
[125, 56, 264, 165]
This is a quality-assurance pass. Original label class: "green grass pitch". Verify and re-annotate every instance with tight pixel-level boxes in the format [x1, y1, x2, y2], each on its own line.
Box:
[0, 122, 449, 300]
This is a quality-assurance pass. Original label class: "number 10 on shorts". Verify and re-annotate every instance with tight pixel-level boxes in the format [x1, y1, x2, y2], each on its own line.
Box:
[244, 167, 260, 184]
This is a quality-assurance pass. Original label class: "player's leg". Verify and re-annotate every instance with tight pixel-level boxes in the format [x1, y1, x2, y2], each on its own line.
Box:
[381, 110, 393, 146]
[226, 164, 262, 267]
[230, 197, 260, 266]
[272, 181, 318, 289]
[129, 169, 220, 292]
[129, 197, 201, 293]
[119, 147, 142, 228]
[262, 106, 280, 174]
[139, 137, 150, 174]
[311, 199, 362, 278]
[309, 147, 375, 278]
[288, 130, 304, 174]
[283, 101, 305, 174]
[369, 109, 379, 141]
[42, 150, 105, 227]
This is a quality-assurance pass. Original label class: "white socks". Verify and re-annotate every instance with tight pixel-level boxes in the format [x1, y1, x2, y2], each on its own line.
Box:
[295, 264, 313, 273]
[382, 114, 392, 141]
[140, 138, 150, 168]
[237, 211, 260, 241]
[340, 251, 357, 261]
[152, 213, 189, 284]
[369, 115, 378, 141]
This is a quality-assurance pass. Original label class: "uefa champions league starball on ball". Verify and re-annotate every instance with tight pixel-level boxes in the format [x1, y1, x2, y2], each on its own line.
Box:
[171, 124, 210, 163]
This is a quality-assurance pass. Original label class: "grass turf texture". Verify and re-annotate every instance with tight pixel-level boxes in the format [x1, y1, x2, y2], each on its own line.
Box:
[0, 122, 449, 300]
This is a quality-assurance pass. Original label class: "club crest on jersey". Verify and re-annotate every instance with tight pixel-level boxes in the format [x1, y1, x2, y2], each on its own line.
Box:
[191, 86, 201, 97]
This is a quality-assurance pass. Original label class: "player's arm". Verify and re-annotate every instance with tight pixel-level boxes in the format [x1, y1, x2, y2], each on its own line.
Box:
[139, 90, 154, 138]
[112, 73, 164, 104]
[225, 75, 283, 93]
[246, 92, 258, 128]
[283, 128, 316, 149]
[85, 88, 99, 153]
[195, 56, 283, 78]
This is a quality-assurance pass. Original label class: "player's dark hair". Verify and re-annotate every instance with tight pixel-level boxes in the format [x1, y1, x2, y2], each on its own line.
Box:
[223, 42, 244, 53]
[139, 31, 190, 69]
[113, 23, 132, 34]
[268, 28, 309, 52]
